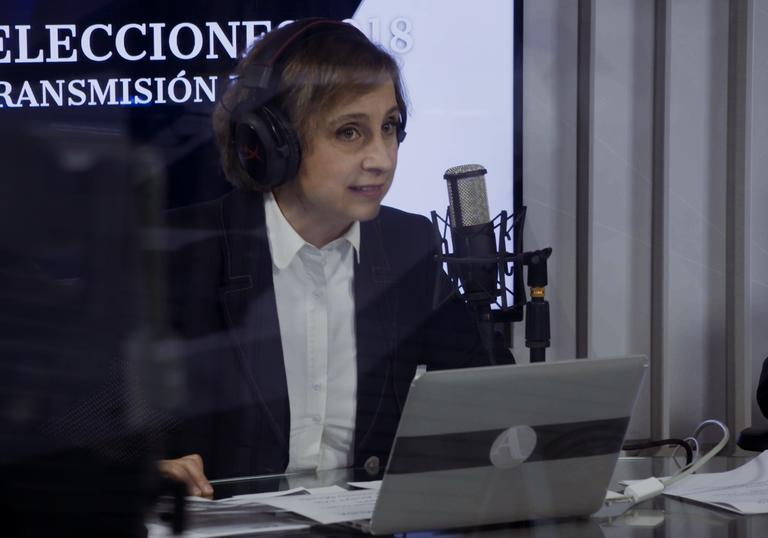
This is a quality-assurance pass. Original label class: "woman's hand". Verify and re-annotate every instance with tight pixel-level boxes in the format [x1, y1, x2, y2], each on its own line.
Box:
[158, 454, 213, 498]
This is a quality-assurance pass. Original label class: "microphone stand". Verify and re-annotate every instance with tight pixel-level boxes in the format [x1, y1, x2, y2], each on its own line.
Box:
[522, 248, 551, 362]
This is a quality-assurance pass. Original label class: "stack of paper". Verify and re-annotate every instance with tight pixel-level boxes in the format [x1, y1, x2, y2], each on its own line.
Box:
[662, 451, 768, 514]
[146, 486, 332, 538]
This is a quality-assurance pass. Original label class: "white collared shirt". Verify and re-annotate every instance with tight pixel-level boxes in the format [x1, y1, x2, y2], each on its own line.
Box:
[263, 192, 359, 472]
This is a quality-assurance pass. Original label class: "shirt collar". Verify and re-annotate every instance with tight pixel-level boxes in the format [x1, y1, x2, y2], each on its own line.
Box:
[264, 191, 360, 270]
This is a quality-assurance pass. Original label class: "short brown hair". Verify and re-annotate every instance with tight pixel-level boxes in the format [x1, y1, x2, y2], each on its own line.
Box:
[212, 21, 408, 191]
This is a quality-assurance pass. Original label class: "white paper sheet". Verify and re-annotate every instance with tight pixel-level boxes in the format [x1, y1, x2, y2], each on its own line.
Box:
[219, 487, 311, 506]
[258, 489, 379, 524]
[662, 451, 768, 514]
[228, 486, 308, 500]
[146, 520, 310, 538]
[347, 480, 382, 490]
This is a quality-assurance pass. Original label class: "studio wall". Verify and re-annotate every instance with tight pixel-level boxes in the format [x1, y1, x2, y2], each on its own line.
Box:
[522, 0, 767, 444]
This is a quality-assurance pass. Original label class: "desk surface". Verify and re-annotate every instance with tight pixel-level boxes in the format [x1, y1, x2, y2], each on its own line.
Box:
[159, 457, 768, 537]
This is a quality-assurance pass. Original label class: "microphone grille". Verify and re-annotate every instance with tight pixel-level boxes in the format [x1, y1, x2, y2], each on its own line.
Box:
[444, 164, 490, 227]
[443, 163, 487, 178]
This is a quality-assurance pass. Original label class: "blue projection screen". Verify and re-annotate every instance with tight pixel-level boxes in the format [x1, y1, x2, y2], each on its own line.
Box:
[348, 0, 518, 221]
[1, 0, 520, 219]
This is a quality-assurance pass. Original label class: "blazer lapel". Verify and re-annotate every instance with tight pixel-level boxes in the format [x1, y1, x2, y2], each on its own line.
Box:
[217, 190, 289, 451]
[354, 218, 398, 450]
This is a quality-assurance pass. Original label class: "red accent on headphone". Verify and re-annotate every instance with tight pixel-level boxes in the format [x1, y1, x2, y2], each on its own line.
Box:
[242, 145, 262, 161]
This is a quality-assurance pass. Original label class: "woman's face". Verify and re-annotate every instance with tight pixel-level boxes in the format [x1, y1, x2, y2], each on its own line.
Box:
[274, 81, 401, 247]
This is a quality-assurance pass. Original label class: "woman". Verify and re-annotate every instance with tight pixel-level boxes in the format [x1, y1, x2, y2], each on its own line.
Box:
[159, 18, 495, 496]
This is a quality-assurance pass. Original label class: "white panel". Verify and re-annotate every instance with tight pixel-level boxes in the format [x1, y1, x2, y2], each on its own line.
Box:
[352, 0, 515, 220]
[518, 0, 579, 362]
[750, 0, 768, 426]
[591, 0, 654, 439]
[667, 0, 729, 436]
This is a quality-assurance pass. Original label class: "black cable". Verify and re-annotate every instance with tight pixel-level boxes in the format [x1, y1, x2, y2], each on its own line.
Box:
[622, 438, 693, 465]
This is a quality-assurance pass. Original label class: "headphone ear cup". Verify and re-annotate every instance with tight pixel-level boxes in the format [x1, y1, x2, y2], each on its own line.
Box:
[233, 103, 301, 190]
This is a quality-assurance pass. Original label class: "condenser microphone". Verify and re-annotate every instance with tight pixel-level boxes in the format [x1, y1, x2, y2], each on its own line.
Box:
[443, 164, 499, 307]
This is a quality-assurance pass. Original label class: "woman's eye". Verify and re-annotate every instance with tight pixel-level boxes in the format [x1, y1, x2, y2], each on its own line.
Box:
[382, 120, 397, 135]
[337, 127, 360, 141]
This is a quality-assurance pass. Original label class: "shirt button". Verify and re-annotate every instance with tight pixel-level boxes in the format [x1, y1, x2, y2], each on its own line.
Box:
[312, 383, 322, 392]
[364, 456, 380, 475]
[313, 416, 322, 424]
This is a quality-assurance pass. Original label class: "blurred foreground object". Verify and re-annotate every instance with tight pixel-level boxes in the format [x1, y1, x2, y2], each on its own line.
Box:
[0, 125, 174, 536]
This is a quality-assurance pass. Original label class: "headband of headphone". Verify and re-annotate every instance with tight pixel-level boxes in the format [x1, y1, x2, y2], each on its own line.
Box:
[231, 18, 406, 190]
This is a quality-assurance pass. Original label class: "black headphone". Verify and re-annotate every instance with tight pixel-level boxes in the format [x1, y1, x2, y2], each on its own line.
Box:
[231, 18, 407, 190]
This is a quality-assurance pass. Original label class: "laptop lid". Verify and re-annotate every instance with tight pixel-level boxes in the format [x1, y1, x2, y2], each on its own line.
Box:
[369, 355, 648, 534]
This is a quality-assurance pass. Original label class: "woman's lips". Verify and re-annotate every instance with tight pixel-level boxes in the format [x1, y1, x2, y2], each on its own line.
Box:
[349, 185, 384, 198]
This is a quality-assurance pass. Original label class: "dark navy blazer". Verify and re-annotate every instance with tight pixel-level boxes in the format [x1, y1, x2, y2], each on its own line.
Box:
[162, 189, 492, 479]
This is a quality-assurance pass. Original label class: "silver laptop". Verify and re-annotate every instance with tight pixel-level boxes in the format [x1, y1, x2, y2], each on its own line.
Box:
[363, 355, 648, 534]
